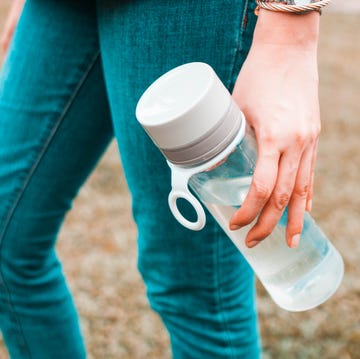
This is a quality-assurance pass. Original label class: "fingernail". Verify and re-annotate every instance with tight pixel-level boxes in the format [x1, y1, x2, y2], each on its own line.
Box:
[246, 239, 259, 248]
[290, 234, 300, 248]
[229, 224, 242, 231]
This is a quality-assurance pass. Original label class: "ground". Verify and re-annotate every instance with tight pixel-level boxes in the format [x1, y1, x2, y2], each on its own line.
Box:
[0, 1, 359, 359]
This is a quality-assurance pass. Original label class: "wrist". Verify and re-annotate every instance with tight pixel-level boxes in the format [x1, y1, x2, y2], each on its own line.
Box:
[253, 9, 320, 50]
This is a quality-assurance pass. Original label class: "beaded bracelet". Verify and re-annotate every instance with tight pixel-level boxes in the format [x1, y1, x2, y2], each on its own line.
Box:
[255, 0, 332, 15]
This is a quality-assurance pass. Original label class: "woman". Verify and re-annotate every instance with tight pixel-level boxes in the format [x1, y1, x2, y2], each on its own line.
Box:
[0, 0, 325, 358]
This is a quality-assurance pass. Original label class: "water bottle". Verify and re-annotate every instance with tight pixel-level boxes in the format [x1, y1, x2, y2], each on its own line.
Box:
[135, 62, 344, 312]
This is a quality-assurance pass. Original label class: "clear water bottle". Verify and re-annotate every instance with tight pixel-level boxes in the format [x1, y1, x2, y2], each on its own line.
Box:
[136, 62, 344, 311]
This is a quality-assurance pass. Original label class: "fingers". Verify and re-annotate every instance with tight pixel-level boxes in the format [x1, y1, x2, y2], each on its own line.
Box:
[285, 145, 314, 248]
[244, 149, 302, 248]
[229, 147, 280, 231]
[229, 136, 317, 249]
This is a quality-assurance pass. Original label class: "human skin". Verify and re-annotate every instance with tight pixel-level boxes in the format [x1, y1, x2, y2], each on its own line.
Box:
[1, 1, 321, 250]
[231, 9, 320, 249]
[0, 0, 24, 54]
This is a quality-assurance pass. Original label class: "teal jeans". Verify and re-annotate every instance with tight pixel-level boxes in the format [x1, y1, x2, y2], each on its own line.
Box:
[0, 0, 260, 357]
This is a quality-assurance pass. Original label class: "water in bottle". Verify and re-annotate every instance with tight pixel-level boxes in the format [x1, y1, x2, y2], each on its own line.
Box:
[135, 62, 344, 311]
[189, 139, 344, 311]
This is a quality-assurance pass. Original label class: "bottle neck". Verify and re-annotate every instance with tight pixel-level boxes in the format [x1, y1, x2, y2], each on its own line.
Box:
[166, 116, 247, 232]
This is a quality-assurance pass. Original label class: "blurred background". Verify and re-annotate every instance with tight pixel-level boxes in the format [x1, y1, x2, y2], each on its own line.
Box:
[0, 1, 359, 358]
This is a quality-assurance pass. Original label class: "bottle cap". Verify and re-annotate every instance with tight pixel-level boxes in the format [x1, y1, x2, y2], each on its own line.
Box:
[136, 62, 243, 166]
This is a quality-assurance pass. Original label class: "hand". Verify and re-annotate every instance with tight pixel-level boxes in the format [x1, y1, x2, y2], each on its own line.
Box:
[1, 0, 24, 55]
[229, 10, 321, 249]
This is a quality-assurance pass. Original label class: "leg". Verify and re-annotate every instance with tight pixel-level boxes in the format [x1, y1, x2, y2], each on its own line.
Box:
[0, 1, 113, 357]
[97, 1, 260, 358]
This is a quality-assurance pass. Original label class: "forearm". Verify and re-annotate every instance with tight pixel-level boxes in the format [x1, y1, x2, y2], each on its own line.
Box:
[246, 9, 320, 84]
[253, 9, 320, 50]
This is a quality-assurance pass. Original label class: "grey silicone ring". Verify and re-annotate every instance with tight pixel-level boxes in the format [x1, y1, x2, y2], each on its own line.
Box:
[161, 101, 242, 166]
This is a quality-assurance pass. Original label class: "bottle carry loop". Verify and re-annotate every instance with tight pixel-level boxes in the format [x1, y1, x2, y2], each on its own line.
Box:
[136, 62, 344, 312]
[168, 166, 206, 231]
[167, 117, 246, 231]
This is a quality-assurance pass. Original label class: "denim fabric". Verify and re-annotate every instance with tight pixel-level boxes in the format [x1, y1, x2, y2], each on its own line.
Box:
[0, 0, 260, 358]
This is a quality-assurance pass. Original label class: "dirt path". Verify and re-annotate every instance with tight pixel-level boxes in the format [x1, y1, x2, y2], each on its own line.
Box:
[329, 0, 360, 12]
[0, 2, 359, 359]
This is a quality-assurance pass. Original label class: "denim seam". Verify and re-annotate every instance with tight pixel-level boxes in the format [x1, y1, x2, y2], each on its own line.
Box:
[228, 0, 250, 90]
[214, 225, 236, 359]
[0, 50, 101, 359]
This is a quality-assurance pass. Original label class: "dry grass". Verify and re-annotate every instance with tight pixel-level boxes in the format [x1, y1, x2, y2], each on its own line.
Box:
[0, 3, 359, 359]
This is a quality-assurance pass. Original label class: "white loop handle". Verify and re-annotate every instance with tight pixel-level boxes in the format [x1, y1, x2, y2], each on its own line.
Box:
[166, 119, 246, 231]
[168, 189, 206, 231]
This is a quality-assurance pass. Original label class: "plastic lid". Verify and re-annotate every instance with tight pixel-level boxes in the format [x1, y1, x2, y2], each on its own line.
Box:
[136, 62, 242, 166]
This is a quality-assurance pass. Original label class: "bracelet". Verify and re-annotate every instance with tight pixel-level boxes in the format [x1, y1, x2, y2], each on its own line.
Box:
[255, 0, 332, 16]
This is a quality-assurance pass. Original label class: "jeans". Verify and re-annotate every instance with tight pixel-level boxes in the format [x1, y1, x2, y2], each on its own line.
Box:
[0, 0, 260, 357]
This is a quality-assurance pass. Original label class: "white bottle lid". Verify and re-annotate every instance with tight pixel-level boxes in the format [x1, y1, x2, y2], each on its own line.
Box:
[136, 62, 243, 166]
